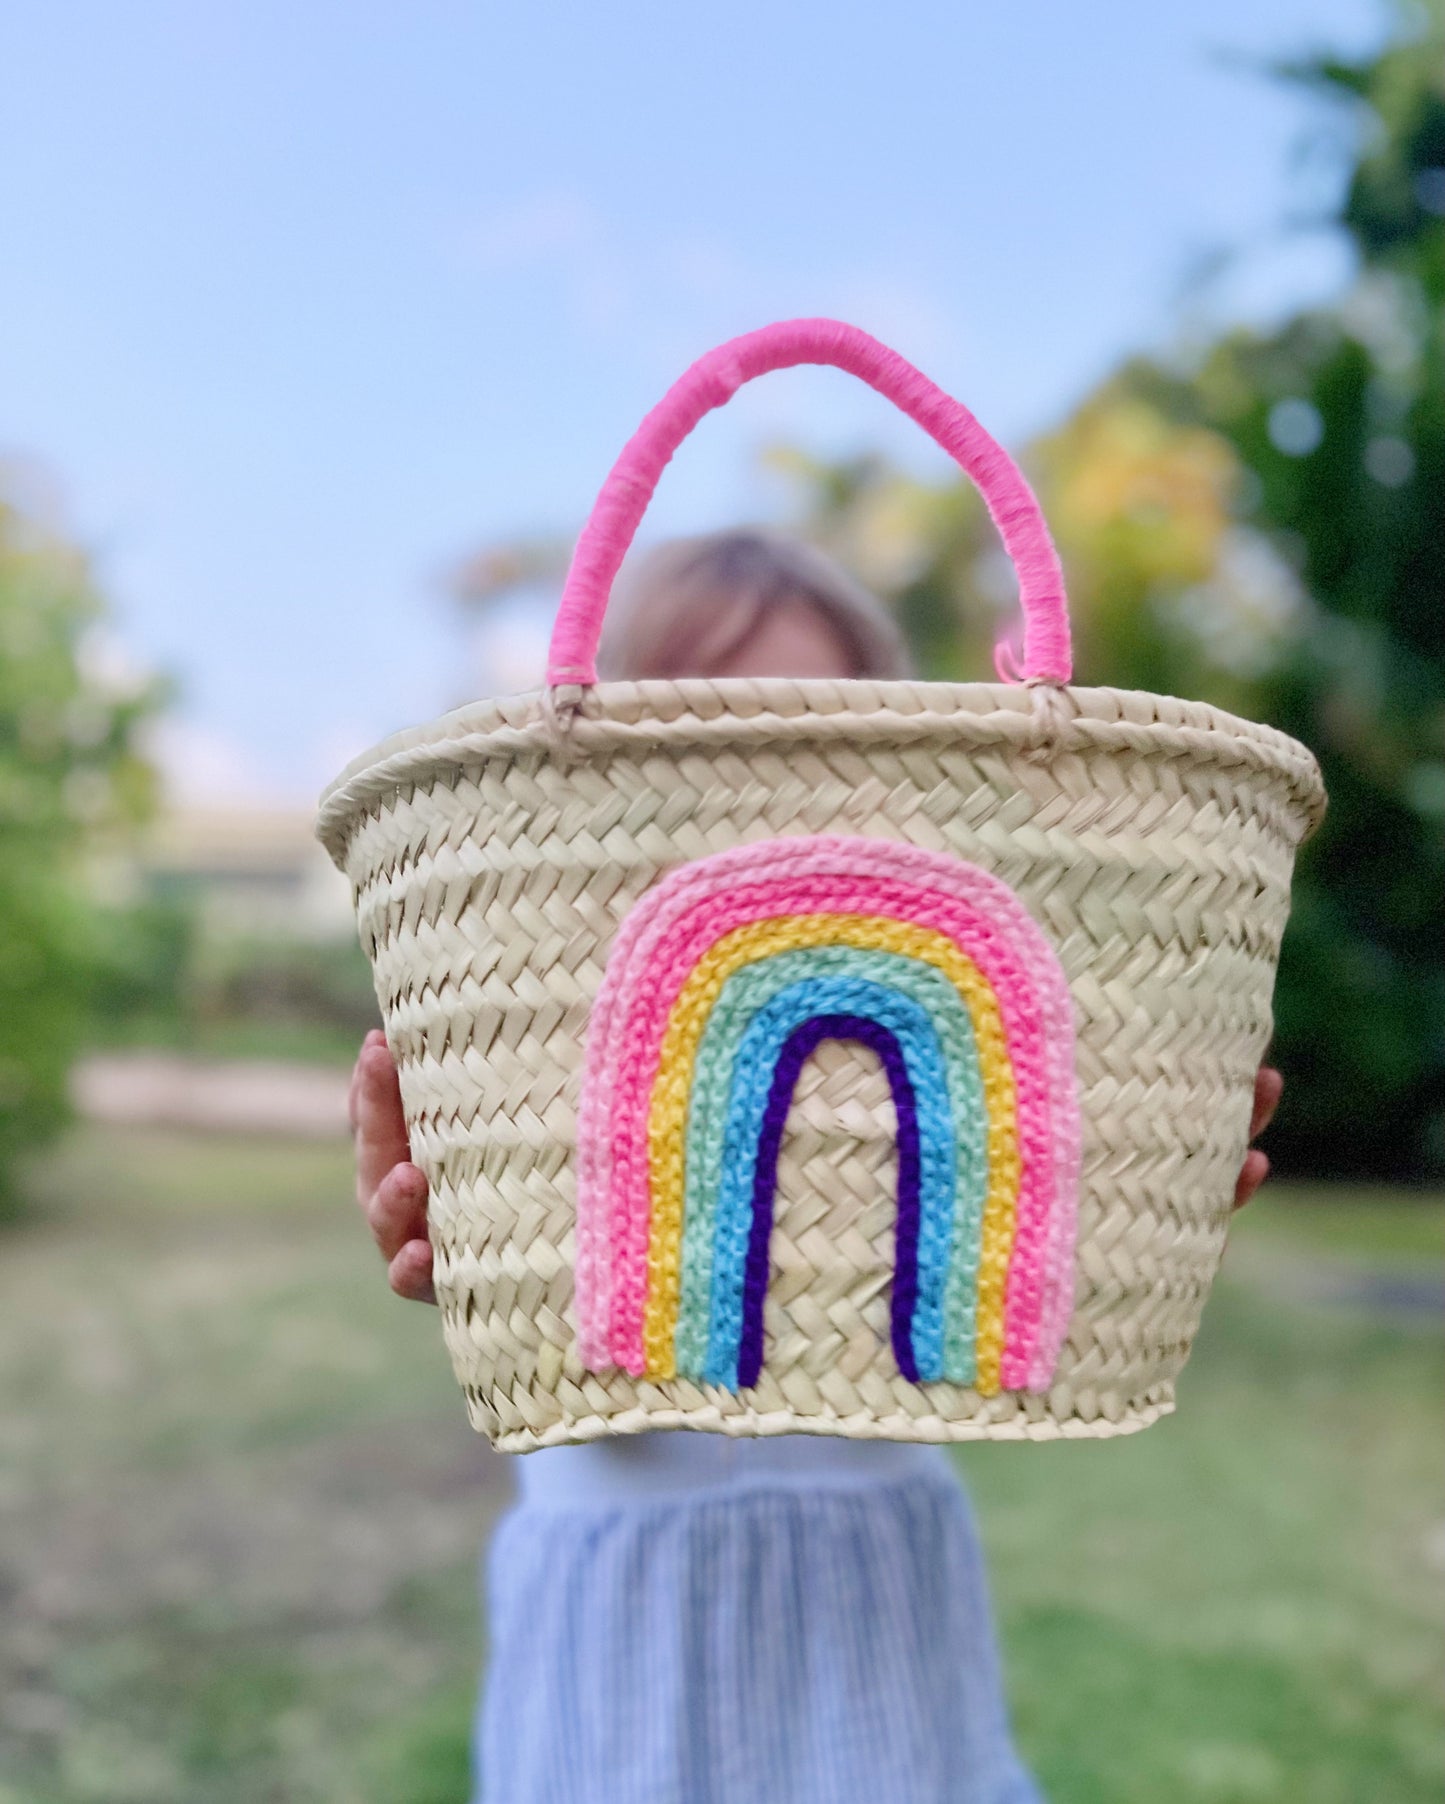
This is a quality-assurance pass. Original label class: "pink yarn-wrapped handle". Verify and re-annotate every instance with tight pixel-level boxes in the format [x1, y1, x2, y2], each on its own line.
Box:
[546, 318, 1071, 688]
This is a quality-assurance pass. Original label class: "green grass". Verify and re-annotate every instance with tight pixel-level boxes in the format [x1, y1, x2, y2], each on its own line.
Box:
[963, 1231, 1444, 1804]
[2, 1127, 496, 1804]
[3, 1125, 1442, 1802]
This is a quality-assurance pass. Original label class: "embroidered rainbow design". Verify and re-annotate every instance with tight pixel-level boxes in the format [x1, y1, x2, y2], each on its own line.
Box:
[574, 838, 1081, 1396]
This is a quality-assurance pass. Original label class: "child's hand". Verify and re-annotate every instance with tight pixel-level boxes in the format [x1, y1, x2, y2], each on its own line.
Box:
[347, 1029, 1283, 1306]
[349, 1027, 435, 1303]
[1234, 1065, 1282, 1211]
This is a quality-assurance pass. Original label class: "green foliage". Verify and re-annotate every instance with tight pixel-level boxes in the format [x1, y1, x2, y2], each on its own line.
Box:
[782, 11, 1445, 1180]
[86, 896, 200, 1026]
[1168, 15, 1445, 1179]
[88, 912, 379, 1050]
[194, 934, 380, 1040]
[0, 472, 164, 1203]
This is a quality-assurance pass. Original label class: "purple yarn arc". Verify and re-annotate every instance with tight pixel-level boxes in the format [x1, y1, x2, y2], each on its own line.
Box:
[737, 1013, 922, 1388]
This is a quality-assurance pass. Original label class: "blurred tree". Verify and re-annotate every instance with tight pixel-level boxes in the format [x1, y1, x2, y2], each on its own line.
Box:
[762, 446, 1006, 681]
[0, 466, 165, 1207]
[781, 5, 1444, 1179]
[449, 532, 570, 608]
[1142, 9, 1445, 1180]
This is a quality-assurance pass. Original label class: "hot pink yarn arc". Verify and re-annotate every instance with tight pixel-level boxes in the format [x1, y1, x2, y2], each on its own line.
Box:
[545, 319, 1072, 689]
[573, 839, 1080, 1393]
[598, 876, 1058, 1385]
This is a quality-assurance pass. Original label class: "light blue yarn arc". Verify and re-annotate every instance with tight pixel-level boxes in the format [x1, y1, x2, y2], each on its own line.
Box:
[676, 947, 991, 1386]
[696, 974, 958, 1390]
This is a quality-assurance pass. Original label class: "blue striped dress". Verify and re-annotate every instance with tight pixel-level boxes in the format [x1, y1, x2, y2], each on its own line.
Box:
[475, 1435, 1041, 1804]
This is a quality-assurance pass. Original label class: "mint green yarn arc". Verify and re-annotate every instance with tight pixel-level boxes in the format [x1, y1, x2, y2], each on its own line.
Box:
[672, 944, 991, 1385]
[701, 975, 951, 1388]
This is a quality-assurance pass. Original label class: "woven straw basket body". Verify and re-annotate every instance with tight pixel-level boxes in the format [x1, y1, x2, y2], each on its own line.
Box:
[319, 321, 1325, 1453]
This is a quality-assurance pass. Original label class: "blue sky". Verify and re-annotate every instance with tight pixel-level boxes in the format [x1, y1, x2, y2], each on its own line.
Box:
[0, 0, 1387, 803]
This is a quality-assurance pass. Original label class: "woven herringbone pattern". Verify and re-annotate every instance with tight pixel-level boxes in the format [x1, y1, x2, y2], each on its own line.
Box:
[319, 677, 1324, 1451]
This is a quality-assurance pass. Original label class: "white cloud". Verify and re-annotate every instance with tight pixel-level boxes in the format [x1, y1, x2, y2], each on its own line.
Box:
[824, 274, 959, 371]
[453, 189, 603, 273]
[445, 192, 963, 385]
[305, 721, 393, 793]
[142, 716, 286, 808]
[468, 591, 553, 699]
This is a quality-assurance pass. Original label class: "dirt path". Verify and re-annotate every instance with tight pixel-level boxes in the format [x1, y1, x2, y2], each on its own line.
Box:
[72, 1052, 351, 1138]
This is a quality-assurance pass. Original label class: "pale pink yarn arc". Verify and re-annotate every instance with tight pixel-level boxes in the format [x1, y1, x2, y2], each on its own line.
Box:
[573, 838, 1081, 1393]
[545, 319, 1072, 690]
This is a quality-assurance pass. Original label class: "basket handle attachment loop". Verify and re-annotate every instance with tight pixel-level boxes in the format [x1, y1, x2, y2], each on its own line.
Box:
[544, 317, 1072, 691]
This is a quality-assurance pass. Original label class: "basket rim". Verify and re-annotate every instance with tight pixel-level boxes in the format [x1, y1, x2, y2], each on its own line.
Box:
[317, 676, 1326, 868]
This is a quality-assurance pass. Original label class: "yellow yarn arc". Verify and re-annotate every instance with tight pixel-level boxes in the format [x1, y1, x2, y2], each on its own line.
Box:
[643, 913, 1021, 1390]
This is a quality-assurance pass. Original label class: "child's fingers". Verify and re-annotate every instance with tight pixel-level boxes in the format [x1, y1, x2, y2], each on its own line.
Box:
[367, 1161, 429, 1260]
[354, 1036, 413, 1204]
[1249, 1066, 1283, 1142]
[347, 1027, 387, 1122]
[1233, 1148, 1270, 1210]
[387, 1238, 437, 1304]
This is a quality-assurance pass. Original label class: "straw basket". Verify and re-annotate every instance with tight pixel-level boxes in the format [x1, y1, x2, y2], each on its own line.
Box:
[319, 319, 1325, 1453]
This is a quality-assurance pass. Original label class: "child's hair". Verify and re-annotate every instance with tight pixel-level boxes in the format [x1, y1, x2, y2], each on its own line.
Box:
[596, 528, 913, 683]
